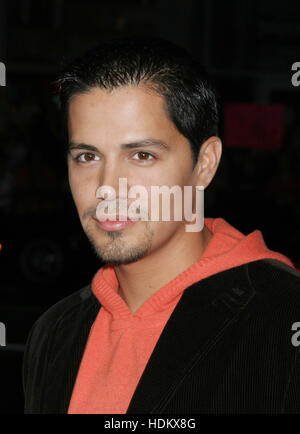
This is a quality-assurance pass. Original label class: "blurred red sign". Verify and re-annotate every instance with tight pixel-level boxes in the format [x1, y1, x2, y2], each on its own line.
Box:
[224, 103, 284, 151]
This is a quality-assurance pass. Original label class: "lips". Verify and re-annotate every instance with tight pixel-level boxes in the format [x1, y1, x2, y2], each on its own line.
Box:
[93, 216, 139, 231]
[109, 215, 138, 221]
[96, 215, 139, 222]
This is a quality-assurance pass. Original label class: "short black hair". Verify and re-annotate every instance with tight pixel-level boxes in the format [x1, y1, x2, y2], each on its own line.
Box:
[55, 36, 219, 168]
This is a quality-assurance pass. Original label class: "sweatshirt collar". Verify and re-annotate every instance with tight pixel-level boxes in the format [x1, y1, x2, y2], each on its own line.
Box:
[91, 217, 294, 319]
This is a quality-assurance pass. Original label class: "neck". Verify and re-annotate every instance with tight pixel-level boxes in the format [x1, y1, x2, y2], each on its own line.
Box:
[115, 224, 212, 314]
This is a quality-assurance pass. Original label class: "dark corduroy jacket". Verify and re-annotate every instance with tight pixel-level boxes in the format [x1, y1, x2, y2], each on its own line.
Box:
[22, 258, 300, 414]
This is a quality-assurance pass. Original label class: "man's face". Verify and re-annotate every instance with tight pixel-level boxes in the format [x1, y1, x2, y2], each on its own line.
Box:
[67, 85, 200, 265]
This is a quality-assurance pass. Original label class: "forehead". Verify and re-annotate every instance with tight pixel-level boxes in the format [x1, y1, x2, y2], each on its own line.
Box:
[67, 85, 179, 140]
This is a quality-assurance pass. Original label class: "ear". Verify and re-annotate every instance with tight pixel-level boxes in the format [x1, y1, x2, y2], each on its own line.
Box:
[194, 136, 222, 189]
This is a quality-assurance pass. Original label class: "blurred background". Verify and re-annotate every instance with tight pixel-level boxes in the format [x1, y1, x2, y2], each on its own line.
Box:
[0, 0, 300, 414]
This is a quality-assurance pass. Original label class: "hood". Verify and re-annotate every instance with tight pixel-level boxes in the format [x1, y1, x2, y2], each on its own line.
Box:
[202, 217, 294, 273]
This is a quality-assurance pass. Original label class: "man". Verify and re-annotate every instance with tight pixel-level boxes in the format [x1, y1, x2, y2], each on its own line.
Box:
[23, 36, 300, 414]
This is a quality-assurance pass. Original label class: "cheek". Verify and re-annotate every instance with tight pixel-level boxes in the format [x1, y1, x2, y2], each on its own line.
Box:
[68, 167, 95, 211]
[142, 173, 189, 220]
[68, 168, 80, 200]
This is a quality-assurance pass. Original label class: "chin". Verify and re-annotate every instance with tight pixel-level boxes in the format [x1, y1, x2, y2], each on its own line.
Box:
[93, 240, 152, 265]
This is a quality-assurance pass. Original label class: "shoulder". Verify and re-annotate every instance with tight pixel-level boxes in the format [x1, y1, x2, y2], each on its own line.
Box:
[24, 283, 98, 351]
[246, 258, 300, 308]
[36, 284, 94, 329]
[22, 283, 100, 407]
[243, 259, 300, 346]
[23, 283, 99, 370]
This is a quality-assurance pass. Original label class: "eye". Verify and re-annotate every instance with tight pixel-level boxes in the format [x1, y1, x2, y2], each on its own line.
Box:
[132, 151, 156, 162]
[74, 152, 100, 163]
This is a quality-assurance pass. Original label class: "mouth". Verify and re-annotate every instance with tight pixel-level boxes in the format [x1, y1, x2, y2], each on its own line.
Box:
[92, 216, 140, 232]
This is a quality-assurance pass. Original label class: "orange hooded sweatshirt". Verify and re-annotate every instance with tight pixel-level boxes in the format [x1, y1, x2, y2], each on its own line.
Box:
[67, 217, 294, 414]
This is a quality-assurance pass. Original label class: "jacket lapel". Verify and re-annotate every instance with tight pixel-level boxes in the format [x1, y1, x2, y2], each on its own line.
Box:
[127, 263, 255, 413]
[43, 286, 101, 414]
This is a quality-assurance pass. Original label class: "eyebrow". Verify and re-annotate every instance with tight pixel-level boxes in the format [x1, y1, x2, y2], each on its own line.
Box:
[68, 139, 170, 153]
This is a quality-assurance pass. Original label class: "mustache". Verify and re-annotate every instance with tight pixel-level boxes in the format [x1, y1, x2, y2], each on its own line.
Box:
[84, 198, 149, 220]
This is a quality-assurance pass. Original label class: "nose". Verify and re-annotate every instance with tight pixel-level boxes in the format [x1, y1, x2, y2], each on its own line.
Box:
[95, 160, 127, 201]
